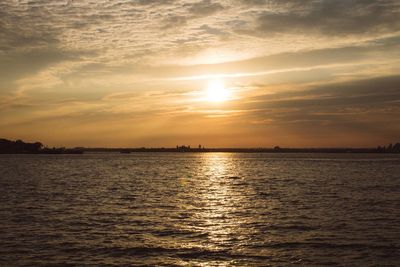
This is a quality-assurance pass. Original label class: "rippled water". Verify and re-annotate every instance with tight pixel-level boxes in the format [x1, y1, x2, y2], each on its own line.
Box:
[0, 153, 399, 266]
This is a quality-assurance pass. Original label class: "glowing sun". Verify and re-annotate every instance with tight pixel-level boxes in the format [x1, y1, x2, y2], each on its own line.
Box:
[206, 79, 231, 102]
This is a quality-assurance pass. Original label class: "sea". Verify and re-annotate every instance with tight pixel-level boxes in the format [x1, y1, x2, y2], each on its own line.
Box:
[0, 153, 399, 266]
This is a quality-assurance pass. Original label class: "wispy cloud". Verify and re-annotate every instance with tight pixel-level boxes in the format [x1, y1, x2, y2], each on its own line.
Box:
[0, 0, 399, 146]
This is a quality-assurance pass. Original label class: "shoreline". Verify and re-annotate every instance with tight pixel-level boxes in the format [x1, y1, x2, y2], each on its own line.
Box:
[2, 148, 399, 154]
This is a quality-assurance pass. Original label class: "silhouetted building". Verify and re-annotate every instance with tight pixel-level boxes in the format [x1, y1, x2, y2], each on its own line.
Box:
[176, 145, 191, 152]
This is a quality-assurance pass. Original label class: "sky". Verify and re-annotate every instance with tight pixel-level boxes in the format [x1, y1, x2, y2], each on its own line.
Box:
[1, 0, 400, 148]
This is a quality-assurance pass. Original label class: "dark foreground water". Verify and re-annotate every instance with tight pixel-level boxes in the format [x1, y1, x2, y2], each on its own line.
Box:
[0, 153, 399, 266]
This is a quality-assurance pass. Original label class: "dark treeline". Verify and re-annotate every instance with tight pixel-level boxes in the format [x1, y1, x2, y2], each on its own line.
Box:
[376, 143, 400, 153]
[105, 143, 400, 154]
[0, 139, 83, 154]
[0, 139, 43, 154]
[1, 138, 399, 154]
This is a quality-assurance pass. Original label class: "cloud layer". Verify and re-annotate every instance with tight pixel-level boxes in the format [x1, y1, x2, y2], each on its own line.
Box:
[0, 0, 399, 147]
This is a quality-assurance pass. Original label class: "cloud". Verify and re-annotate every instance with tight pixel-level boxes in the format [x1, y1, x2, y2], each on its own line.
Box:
[253, 0, 400, 36]
[161, 15, 188, 29]
[240, 75, 400, 123]
[186, 0, 224, 17]
[140, 35, 400, 81]
[161, 0, 225, 30]
[135, 0, 177, 6]
[215, 75, 400, 146]
[198, 24, 227, 36]
[236, 0, 267, 5]
[1, 0, 399, 147]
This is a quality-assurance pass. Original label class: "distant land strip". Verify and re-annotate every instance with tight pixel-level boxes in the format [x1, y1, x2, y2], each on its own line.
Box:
[1, 138, 400, 154]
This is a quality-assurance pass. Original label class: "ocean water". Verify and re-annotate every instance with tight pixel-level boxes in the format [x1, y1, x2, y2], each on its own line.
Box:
[0, 153, 399, 266]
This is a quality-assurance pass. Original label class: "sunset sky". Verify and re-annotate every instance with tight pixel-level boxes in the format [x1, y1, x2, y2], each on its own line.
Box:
[1, 0, 399, 148]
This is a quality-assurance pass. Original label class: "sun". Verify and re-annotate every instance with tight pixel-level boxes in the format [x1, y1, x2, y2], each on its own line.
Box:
[206, 79, 231, 102]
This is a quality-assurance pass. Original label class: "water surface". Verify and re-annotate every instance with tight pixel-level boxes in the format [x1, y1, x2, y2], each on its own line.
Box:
[0, 153, 399, 266]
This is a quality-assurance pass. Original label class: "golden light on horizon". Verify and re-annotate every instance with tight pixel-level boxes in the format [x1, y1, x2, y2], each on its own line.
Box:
[206, 79, 231, 103]
[1, 0, 399, 149]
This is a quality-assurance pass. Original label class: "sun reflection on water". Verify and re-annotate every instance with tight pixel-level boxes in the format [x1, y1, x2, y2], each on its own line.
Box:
[171, 153, 262, 264]
[194, 154, 249, 250]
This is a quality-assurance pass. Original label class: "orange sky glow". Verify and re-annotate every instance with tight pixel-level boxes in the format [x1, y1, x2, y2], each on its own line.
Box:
[1, 0, 400, 148]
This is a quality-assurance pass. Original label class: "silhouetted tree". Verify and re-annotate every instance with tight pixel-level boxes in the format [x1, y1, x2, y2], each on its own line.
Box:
[388, 143, 393, 151]
[393, 143, 400, 152]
